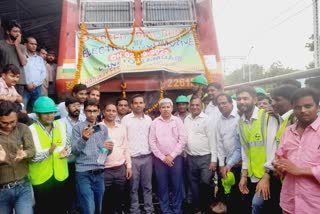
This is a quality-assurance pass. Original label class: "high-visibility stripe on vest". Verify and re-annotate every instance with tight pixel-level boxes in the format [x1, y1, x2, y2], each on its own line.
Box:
[238, 109, 268, 179]
[29, 120, 69, 185]
[275, 112, 294, 144]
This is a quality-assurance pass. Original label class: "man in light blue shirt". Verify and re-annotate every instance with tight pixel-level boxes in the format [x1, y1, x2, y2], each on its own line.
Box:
[23, 36, 46, 111]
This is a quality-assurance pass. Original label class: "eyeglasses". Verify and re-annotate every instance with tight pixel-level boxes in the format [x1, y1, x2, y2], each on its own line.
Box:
[117, 104, 128, 107]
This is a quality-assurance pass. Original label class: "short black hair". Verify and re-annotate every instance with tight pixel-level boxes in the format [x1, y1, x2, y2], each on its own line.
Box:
[207, 82, 222, 91]
[236, 85, 256, 98]
[280, 79, 301, 88]
[130, 94, 143, 104]
[0, 101, 18, 116]
[2, 64, 20, 75]
[47, 50, 56, 55]
[6, 20, 21, 32]
[271, 85, 298, 102]
[291, 88, 319, 106]
[216, 93, 233, 104]
[116, 97, 129, 105]
[84, 98, 100, 110]
[87, 86, 100, 95]
[102, 102, 116, 110]
[190, 95, 201, 103]
[72, 83, 87, 94]
[26, 36, 37, 43]
[65, 96, 80, 107]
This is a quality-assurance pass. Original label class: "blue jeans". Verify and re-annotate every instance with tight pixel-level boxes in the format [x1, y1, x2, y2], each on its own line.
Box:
[23, 86, 41, 111]
[154, 155, 184, 214]
[252, 192, 264, 214]
[76, 170, 105, 214]
[0, 180, 33, 214]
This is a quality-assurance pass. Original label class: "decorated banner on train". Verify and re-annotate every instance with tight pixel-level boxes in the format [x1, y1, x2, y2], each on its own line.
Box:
[75, 24, 208, 86]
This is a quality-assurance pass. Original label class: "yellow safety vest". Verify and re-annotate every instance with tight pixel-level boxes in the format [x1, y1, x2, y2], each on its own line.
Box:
[275, 112, 294, 144]
[29, 121, 69, 185]
[238, 109, 268, 179]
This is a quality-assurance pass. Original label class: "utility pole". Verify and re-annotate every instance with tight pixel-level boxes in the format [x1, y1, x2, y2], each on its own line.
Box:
[247, 46, 254, 82]
[313, 0, 320, 67]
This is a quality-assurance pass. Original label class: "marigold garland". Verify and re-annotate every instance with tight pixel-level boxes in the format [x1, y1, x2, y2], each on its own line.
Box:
[137, 25, 188, 42]
[120, 82, 127, 98]
[191, 24, 213, 83]
[74, 22, 86, 85]
[104, 22, 137, 49]
[82, 22, 192, 66]
[145, 83, 164, 114]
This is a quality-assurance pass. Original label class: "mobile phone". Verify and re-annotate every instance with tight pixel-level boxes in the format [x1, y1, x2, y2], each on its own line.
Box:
[92, 125, 101, 133]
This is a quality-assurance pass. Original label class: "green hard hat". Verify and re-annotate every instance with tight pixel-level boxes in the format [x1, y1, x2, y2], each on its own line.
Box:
[192, 75, 208, 86]
[33, 96, 58, 113]
[255, 87, 267, 96]
[221, 172, 235, 194]
[176, 95, 189, 103]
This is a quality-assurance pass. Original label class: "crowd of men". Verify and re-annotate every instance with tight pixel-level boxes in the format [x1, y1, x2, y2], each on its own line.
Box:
[1, 20, 320, 214]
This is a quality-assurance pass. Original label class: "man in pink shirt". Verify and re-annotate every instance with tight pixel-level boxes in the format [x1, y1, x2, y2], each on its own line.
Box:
[149, 98, 187, 214]
[0, 64, 22, 104]
[101, 103, 132, 214]
[273, 88, 320, 214]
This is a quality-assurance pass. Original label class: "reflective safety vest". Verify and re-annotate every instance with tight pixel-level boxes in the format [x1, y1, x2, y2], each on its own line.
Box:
[275, 112, 294, 144]
[238, 109, 268, 179]
[29, 121, 69, 185]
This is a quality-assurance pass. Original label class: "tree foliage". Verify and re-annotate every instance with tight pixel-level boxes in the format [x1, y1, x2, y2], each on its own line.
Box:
[225, 61, 297, 85]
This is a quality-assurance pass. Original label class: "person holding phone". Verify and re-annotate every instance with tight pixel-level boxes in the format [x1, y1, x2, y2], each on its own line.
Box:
[72, 98, 113, 214]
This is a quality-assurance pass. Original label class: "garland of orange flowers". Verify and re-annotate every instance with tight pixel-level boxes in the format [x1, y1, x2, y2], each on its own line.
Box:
[74, 22, 86, 85]
[145, 83, 164, 114]
[107, 29, 192, 65]
[83, 24, 191, 65]
[137, 25, 188, 42]
[120, 82, 127, 98]
[191, 24, 213, 83]
[104, 22, 137, 49]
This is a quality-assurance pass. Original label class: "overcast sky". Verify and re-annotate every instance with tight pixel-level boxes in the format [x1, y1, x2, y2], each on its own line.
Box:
[212, 0, 315, 73]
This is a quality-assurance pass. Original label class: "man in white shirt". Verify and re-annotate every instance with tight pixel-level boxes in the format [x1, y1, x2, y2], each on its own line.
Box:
[122, 94, 153, 214]
[212, 93, 241, 213]
[236, 86, 279, 214]
[184, 96, 217, 213]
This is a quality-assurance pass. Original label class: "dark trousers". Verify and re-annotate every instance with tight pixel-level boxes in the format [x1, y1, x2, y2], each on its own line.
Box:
[102, 164, 127, 214]
[187, 154, 213, 212]
[242, 175, 282, 214]
[33, 176, 68, 214]
[65, 163, 79, 212]
[154, 155, 184, 214]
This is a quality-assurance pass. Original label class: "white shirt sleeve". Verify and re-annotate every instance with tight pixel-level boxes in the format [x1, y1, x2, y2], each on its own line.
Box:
[264, 116, 279, 170]
[216, 120, 226, 166]
[207, 118, 217, 162]
[241, 145, 248, 170]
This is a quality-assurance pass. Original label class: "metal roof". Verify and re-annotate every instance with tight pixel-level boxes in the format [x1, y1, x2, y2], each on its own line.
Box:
[0, 0, 62, 52]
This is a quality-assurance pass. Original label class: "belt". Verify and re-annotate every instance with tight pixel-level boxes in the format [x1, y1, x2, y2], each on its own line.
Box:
[86, 169, 105, 175]
[105, 164, 125, 171]
[132, 153, 152, 159]
[0, 177, 28, 190]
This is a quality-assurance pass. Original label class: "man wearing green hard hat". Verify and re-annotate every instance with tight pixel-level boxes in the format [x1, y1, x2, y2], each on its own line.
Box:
[174, 95, 190, 123]
[28, 96, 69, 214]
[188, 75, 208, 100]
[187, 75, 208, 112]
